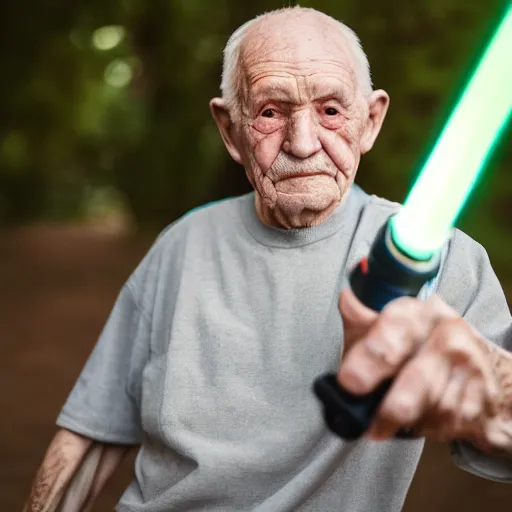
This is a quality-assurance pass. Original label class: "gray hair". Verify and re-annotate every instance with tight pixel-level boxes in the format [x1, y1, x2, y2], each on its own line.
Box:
[220, 7, 373, 116]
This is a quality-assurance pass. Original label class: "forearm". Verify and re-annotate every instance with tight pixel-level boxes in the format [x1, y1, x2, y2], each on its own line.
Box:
[24, 429, 131, 512]
[23, 429, 93, 512]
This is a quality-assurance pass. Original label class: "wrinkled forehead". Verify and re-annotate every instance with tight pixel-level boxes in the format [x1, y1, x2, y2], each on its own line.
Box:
[239, 15, 359, 103]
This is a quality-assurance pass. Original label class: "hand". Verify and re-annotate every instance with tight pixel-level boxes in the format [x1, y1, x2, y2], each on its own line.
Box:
[337, 288, 512, 450]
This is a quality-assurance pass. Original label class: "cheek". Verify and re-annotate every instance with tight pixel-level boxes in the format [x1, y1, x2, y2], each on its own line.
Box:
[319, 129, 357, 176]
[249, 128, 285, 173]
[319, 113, 366, 176]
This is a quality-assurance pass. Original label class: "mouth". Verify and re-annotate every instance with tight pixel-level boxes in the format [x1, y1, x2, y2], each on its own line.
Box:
[281, 171, 334, 180]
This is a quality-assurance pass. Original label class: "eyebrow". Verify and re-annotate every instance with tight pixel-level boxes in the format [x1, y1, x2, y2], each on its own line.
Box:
[249, 78, 353, 108]
[250, 83, 299, 106]
[308, 82, 352, 105]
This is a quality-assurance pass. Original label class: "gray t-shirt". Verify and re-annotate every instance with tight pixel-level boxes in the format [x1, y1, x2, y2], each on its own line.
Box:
[57, 186, 512, 511]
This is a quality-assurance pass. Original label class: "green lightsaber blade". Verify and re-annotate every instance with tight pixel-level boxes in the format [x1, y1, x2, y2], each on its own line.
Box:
[391, 6, 512, 261]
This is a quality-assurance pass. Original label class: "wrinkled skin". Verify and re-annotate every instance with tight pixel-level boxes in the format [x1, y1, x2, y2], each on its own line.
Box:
[211, 9, 389, 229]
[339, 289, 512, 450]
[211, 8, 512, 453]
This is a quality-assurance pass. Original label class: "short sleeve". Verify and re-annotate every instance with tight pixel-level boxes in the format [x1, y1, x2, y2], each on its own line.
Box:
[436, 229, 512, 481]
[56, 282, 150, 445]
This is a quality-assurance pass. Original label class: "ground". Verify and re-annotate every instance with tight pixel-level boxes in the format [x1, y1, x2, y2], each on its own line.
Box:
[1, 225, 511, 510]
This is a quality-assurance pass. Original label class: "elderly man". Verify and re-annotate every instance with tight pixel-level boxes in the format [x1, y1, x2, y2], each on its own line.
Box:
[25, 7, 512, 512]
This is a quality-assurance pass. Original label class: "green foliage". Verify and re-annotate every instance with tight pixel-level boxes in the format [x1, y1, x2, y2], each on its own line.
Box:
[0, 0, 509, 275]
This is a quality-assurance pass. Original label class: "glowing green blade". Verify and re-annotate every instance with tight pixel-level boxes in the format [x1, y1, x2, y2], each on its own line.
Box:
[391, 6, 512, 260]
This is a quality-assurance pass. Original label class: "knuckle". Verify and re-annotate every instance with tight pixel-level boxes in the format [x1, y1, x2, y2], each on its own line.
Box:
[461, 401, 481, 424]
[362, 336, 405, 369]
[368, 321, 418, 365]
[425, 294, 443, 306]
[460, 386, 483, 424]
[397, 361, 432, 399]
[382, 392, 418, 424]
[433, 318, 473, 355]
[425, 294, 457, 315]
[381, 297, 418, 320]
[412, 361, 432, 384]
[381, 346, 405, 367]
[486, 381, 500, 404]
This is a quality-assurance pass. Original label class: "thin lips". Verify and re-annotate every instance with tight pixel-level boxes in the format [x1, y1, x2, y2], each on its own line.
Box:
[282, 171, 334, 179]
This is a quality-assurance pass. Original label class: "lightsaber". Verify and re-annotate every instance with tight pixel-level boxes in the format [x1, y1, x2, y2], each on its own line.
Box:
[314, 6, 512, 439]
[392, 5, 512, 261]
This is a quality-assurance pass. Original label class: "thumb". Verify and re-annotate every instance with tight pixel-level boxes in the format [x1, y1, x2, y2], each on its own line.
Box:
[339, 287, 378, 355]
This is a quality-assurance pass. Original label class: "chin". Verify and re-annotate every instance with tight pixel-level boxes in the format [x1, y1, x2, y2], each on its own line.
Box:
[275, 193, 340, 228]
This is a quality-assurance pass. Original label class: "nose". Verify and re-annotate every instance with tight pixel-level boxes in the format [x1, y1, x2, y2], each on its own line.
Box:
[283, 108, 322, 159]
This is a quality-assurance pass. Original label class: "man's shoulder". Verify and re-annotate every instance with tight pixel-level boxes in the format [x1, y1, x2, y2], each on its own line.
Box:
[350, 188, 402, 239]
[127, 194, 250, 298]
[448, 228, 487, 258]
[350, 186, 401, 217]
[429, 226, 498, 317]
[180, 194, 247, 224]
[439, 227, 490, 284]
[155, 194, 249, 245]
[364, 191, 402, 214]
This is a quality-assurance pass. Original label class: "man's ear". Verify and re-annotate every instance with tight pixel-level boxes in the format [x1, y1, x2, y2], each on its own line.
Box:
[360, 89, 390, 155]
[209, 97, 243, 164]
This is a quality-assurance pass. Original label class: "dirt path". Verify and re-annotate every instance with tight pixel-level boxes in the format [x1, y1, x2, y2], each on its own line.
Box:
[1, 225, 510, 510]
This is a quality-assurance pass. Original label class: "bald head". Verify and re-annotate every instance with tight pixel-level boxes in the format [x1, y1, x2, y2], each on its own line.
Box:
[221, 7, 372, 115]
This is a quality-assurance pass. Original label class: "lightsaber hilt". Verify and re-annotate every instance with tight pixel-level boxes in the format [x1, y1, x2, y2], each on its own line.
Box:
[313, 217, 441, 440]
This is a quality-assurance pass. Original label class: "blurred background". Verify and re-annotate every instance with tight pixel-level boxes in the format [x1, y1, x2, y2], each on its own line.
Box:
[0, 0, 510, 510]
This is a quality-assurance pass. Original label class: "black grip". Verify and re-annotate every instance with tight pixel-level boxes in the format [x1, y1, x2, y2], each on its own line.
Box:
[313, 374, 416, 439]
[313, 219, 440, 440]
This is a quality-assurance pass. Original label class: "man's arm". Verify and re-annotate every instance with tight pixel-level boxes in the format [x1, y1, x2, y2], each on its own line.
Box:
[23, 428, 132, 512]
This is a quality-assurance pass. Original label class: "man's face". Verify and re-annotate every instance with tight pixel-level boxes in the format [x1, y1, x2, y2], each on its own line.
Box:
[212, 12, 389, 228]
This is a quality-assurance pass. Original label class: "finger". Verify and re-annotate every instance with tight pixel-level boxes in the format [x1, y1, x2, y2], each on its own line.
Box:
[435, 368, 471, 441]
[338, 296, 448, 394]
[368, 350, 451, 439]
[338, 287, 378, 354]
[415, 317, 491, 440]
[420, 375, 484, 440]
[483, 370, 501, 417]
[456, 376, 485, 436]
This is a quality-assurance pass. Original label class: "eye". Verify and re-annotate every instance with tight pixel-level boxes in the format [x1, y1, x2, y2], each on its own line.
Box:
[252, 106, 285, 134]
[324, 107, 339, 116]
